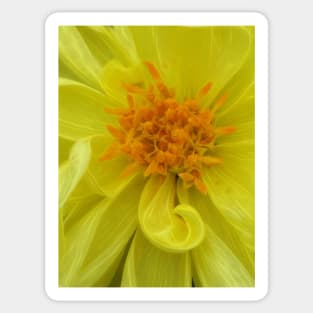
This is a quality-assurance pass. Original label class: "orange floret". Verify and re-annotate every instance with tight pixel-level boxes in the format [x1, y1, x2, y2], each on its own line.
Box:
[101, 61, 235, 193]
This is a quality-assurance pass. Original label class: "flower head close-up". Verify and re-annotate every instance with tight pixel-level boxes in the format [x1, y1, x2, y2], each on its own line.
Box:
[58, 25, 255, 287]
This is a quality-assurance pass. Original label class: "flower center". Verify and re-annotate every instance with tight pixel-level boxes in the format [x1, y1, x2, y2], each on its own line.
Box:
[101, 62, 235, 193]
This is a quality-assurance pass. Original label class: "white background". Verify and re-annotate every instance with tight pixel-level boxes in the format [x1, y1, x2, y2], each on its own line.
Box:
[0, 0, 312, 312]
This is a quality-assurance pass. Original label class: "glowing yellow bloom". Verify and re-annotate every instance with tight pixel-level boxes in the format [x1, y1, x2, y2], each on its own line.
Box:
[59, 26, 255, 287]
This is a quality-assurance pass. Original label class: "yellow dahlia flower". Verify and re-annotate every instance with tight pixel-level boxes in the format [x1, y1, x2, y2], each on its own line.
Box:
[59, 26, 254, 287]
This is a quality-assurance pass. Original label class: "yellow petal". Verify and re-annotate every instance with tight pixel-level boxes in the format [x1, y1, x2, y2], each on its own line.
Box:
[216, 81, 254, 145]
[59, 205, 65, 264]
[109, 239, 132, 287]
[75, 26, 114, 66]
[129, 27, 159, 64]
[203, 165, 254, 251]
[59, 137, 73, 166]
[59, 26, 138, 87]
[62, 187, 102, 231]
[85, 135, 138, 197]
[121, 229, 191, 287]
[216, 83, 254, 130]
[205, 97, 255, 247]
[59, 26, 102, 89]
[59, 138, 91, 208]
[215, 141, 254, 195]
[192, 225, 254, 287]
[138, 174, 205, 253]
[99, 60, 145, 106]
[215, 28, 254, 124]
[60, 174, 145, 287]
[59, 78, 115, 141]
[177, 180, 254, 277]
[82, 26, 139, 65]
[153, 26, 253, 102]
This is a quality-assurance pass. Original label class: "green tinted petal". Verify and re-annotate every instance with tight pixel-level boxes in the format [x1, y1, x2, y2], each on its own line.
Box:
[138, 174, 205, 253]
[81, 26, 139, 65]
[59, 205, 65, 263]
[121, 230, 191, 287]
[59, 26, 102, 89]
[192, 225, 254, 287]
[154, 26, 252, 102]
[109, 238, 132, 287]
[85, 135, 138, 197]
[177, 180, 254, 276]
[59, 78, 115, 141]
[60, 174, 145, 287]
[59, 137, 73, 166]
[76, 27, 114, 65]
[129, 27, 158, 64]
[59, 138, 91, 208]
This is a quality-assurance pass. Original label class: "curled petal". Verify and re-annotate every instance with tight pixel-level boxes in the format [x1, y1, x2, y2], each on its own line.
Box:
[138, 174, 205, 253]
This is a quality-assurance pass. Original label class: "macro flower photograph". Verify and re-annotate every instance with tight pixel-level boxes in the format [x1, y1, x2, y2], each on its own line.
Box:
[58, 25, 255, 288]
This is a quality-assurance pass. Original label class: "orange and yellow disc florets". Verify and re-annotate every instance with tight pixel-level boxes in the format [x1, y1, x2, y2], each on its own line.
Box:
[101, 62, 235, 193]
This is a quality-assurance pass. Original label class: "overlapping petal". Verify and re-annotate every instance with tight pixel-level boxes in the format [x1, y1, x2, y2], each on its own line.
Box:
[121, 230, 191, 287]
[59, 138, 91, 208]
[192, 225, 253, 287]
[149, 26, 253, 102]
[78, 26, 139, 66]
[129, 27, 159, 65]
[202, 163, 254, 247]
[99, 60, 146, 106]
[59, 174, 145, 287]
[59, 27, 103, 89]
[59, 137, 73, 165]
[138, 174, 205, 253]
[59, 78, 116, 141]
[177, 180, 254, 277]
[84, 135, 139, 197]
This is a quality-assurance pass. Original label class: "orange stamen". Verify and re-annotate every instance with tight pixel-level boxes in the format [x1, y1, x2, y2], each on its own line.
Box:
[106, 125, 125, 142]
[198, 82, 213, 98]
[123, 83, 146, 94]
[211, 93, 228, 114]
[144, 61, 171, 97]
[144, 61, 161, 80]
[201, 156, 223, 166]
[120, 162, 139, 178]
[100, 144, 120, 161]
[215, 126, 236, 136]
[194, 178, 208, 194]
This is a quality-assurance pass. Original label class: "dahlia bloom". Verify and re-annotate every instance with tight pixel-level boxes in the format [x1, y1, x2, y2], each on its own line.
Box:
[59, 26, 254, 287]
